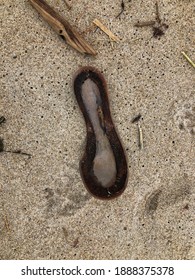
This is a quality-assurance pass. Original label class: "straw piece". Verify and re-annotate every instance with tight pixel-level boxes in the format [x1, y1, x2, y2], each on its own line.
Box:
[93, 18, 120, 42]
[181, 51, 195, 68]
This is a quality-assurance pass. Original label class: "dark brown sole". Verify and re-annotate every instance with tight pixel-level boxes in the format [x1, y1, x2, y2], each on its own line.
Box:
[73, 66, 128, 199]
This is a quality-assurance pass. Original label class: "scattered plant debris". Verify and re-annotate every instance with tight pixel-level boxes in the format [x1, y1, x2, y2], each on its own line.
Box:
[134, 1, 168, 38]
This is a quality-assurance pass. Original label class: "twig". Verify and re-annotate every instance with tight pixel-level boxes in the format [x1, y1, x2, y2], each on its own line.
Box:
[0, 138, 4, 152]
[137, 123, 143, 149]
[28, 0, 97, 55]
[116, 0, 125, 18]
[131, 114, 142, 123]
[131, 115, 143, 149]
[93, 18, 120, 42]
[155, 1, 161, 23]
[0, 116, 6, 125]
[6, 150, 32, 158]
[134, 21, 155, 27]
[181, 51, 195, 68]
[0, 138, 31, 158]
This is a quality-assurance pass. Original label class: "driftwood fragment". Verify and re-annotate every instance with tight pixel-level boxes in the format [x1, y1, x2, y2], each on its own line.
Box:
[29, 0, 97, 55]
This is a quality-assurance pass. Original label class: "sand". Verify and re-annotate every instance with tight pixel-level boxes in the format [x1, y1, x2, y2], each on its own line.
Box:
[0, 0, 194, 259]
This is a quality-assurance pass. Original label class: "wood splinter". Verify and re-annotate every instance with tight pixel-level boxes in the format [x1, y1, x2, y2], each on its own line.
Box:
[28, 0, 97, 55]
[93, 19, 120, 42]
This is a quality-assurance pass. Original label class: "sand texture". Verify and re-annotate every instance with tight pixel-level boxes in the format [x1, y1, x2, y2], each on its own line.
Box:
[0, 0, 194, 259]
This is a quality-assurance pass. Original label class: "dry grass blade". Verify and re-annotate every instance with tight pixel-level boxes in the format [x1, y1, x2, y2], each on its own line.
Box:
[29, 0, 97, 55]
[138, 123, 143, 149]
[181, 51, 195, 68]
[93, 18, 120, 42]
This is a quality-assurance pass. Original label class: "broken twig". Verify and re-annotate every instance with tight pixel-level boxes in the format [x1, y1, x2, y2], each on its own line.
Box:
[93, 18, 120, 42]
[29, 0, 96, 55]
